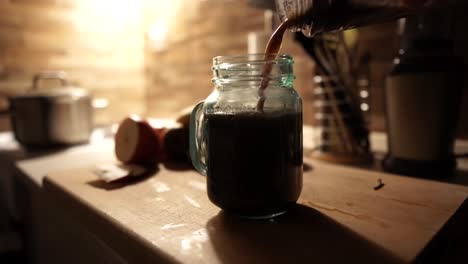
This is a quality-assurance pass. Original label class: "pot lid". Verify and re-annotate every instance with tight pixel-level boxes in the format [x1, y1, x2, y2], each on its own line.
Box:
[16, 87, 90, 99]
[12, 71, 90, 99]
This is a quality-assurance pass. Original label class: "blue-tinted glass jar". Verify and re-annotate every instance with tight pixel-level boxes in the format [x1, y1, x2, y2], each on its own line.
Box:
[190, 54, 303, 219]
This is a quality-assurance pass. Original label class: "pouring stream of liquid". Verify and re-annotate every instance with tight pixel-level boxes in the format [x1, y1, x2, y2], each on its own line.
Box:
[256, 20, 290, 111]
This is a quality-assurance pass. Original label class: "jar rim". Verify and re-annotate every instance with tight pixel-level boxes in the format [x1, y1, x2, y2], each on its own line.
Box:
[213, 54, 293, 66]
[212, 54, 295, 87]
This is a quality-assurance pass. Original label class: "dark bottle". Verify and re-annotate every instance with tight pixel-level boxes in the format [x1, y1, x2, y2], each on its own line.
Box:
[383, 12, 464, 177]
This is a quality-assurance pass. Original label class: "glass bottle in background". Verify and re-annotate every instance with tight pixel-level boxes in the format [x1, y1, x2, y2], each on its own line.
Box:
[383, 12, 464, 177]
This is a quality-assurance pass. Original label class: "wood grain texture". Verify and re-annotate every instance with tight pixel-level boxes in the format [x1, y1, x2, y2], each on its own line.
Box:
[144, 0, 316, 122]
[43, 159, 468, 264]
[0, 0, 146, 129]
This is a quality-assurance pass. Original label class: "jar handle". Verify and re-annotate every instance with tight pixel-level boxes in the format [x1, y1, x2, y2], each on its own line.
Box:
[189, 101, 208, 175]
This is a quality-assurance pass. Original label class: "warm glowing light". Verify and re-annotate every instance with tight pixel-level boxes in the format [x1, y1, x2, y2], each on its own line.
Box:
[90, 129, 106, 142]
[148, 23, 169, 51]
[360, 103, 370, 112]
[92, 98, 109, 109]
[68, 0, 146, 68]
[73, 0, 144, 33]
[144, 0, 201, 51]
[359, 90, 369, 98]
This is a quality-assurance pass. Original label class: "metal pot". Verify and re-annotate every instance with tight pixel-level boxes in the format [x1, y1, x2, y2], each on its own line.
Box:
[0, 71, 93, 147]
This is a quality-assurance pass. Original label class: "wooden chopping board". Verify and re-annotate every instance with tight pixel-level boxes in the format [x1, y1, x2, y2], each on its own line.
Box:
[43, 159, 468, 264]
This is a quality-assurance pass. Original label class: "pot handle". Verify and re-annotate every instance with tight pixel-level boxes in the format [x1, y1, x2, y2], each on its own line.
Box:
[32, 71, 69, 90]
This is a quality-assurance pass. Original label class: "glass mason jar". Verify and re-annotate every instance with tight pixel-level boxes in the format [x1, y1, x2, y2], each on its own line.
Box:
[190, 54, 303, 219]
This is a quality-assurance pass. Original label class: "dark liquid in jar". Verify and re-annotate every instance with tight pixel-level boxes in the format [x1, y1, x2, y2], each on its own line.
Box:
[205, 111, 303, 217]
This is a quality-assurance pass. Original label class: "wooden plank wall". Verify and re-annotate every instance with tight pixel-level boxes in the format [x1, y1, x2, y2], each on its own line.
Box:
[0, 0, 467, 139]
[0, 0, 146, 131]
[144, 0, 316, 124]
[145, 0, 468, 139]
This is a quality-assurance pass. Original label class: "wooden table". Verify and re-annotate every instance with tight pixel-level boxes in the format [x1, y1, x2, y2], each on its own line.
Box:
[42, 159, 468, 264]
